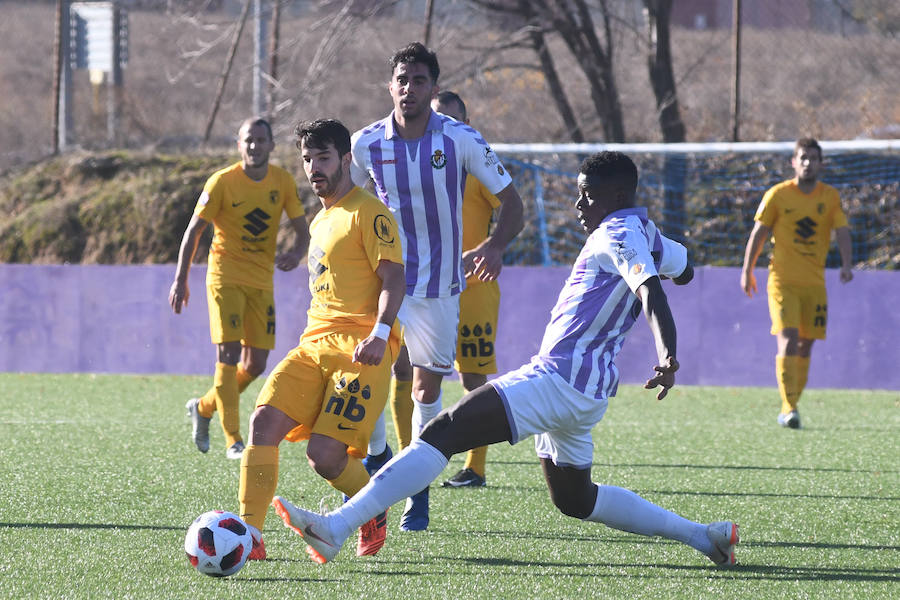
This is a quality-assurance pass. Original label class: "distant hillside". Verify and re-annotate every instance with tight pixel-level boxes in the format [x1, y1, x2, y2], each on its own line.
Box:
[0, 150, 316, 264]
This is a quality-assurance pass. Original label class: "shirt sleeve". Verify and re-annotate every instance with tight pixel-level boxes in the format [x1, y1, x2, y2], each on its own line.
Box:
[194, 176, 221, 220]
[755, 187, 778, 228]
[657, 235, 688, 279]
[350, 132, 372, 188]
[359, 199, 403, 272]
[830, 189, 849, 229]
[457, 127, 513, 196]
[282, 172, 305, 220]
[605, 222, 659, 294]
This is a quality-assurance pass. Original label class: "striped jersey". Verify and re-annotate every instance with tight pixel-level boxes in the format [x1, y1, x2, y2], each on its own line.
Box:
[534, 207, 687, 400]
[350, 110, 513, 298]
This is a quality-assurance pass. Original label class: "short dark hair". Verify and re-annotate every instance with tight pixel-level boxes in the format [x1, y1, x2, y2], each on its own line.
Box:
[240, 116, 273, 141]
[794, 137, 822, 160]
[294, 119, 351, 157]
[435, 90, 466, 120]
[579, 151, 638, 195]
[389, 42, 439, 82]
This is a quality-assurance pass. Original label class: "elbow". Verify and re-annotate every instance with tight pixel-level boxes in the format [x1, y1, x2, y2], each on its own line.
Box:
[672, 262, 694, 286]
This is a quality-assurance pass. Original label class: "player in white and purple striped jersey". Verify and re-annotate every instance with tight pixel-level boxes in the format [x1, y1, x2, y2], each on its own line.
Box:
[348, 42, 525, 531]
[273, 151, 740, 567]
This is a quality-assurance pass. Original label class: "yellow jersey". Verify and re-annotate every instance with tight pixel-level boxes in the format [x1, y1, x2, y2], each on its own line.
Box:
[303, 186, 403, 345]
[755, 179, 848, 286]
[195, 162, 305, 290]
[461, 176, 501, 286]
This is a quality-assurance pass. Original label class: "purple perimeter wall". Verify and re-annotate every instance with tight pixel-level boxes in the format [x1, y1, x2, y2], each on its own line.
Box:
[0, 264, 896, 390]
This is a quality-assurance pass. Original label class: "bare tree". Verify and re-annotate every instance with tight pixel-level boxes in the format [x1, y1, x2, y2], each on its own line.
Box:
[642, 0, 685, 143]
[470, 0, 626, 142]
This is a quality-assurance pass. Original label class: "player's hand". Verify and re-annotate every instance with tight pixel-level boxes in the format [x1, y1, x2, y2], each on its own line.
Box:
[840, 266, 853, 283]
[275, 249, 304, 272]
[740, 270, 757, 297]
[352, 336, 387, 366]
[644, 356, 679, 401]
[464, 242, 503, 281]
[169, 280, 189, 314]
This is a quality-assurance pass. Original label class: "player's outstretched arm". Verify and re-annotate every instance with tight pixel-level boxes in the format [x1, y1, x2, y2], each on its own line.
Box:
[637, 276, 679, 400]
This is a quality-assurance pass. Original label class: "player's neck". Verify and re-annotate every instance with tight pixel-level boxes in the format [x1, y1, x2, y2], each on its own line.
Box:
[393, 110, 431, 139]
[242, 162, 269, 182]
[794, 177, 817, 194]
[320, 179, 354, 210]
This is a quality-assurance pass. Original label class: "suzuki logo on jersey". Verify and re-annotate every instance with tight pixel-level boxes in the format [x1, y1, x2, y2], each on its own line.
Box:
[308, 246, 328, 289]
[243, 208, 272, 236]
[324, 377, 371, 423]
[794, 217, 817, 239]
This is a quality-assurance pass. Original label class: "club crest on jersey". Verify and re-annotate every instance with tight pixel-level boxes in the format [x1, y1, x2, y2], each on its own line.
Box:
[431, 150, 447, 169]
[373, 214, 395, 244]
[269, 190, 279, 205]
[817, 202, 825, 214]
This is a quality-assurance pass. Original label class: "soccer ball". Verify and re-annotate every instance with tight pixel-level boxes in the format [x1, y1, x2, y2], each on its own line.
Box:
[184, 510, 252, 577]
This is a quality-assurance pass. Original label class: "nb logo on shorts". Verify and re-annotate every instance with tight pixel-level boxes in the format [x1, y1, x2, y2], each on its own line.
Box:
[324, 378, 371, 423]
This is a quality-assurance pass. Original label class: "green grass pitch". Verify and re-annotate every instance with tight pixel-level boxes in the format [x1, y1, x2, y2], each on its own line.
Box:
[0, 373, 897, 599]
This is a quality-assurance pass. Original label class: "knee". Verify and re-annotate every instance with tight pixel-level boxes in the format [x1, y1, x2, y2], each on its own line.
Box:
[418, 413, 454, 459]
[549, 484, 596, 519]
[306, 439, 346, 480]
[552, 495, 593, 519]
[243, 360, 267, 377]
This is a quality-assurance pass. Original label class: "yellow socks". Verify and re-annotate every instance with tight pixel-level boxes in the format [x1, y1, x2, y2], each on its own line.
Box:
[198, 365, 256, 417]
[327, 457, 370, 497]
[211, 363, 241, 446]
[239, 445, 279, 532]
[390, 378, 413, 451]
[776, 355, 802, 414]
[463, 446, 488, 478]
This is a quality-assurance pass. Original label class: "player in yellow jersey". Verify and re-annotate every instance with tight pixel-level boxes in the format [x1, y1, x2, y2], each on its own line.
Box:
[238, 119, 405, 561]
[169, 117, 310, 459]
[375, 91, 501, 489]
[740, 138, 853, 429]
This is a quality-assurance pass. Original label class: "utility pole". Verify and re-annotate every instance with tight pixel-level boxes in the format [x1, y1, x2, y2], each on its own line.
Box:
[730, 0, 742, 142]
[252, 0, 269, 117]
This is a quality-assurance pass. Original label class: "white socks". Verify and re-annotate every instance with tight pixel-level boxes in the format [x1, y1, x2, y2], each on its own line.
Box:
[585, 484, 713, 555]
[367, 412, 387, 456]
[331, 439, 448, 540]
[411, 392, 442, 438]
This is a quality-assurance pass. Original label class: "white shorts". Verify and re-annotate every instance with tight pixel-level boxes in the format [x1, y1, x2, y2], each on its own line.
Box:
[490, 361, 608, 469]
[397, 295, 459, 375]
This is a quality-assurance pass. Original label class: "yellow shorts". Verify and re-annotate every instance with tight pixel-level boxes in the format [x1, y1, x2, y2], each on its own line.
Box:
[455, 280, 500, 374]
[767, 277, 828, 340]
[256, 332, 393, 458]
[206, 283, 275, 349]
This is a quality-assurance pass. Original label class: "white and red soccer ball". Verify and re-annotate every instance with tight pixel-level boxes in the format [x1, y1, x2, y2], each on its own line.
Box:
[184, 510, 252, 577]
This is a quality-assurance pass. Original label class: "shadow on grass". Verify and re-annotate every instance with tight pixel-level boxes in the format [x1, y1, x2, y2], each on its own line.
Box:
[0, 521, 182, 531]
[425, 527, 900, 553]
[444, 556, 900, 583]
[485, 459, 897, 475]
[452, 483, 898, 502]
